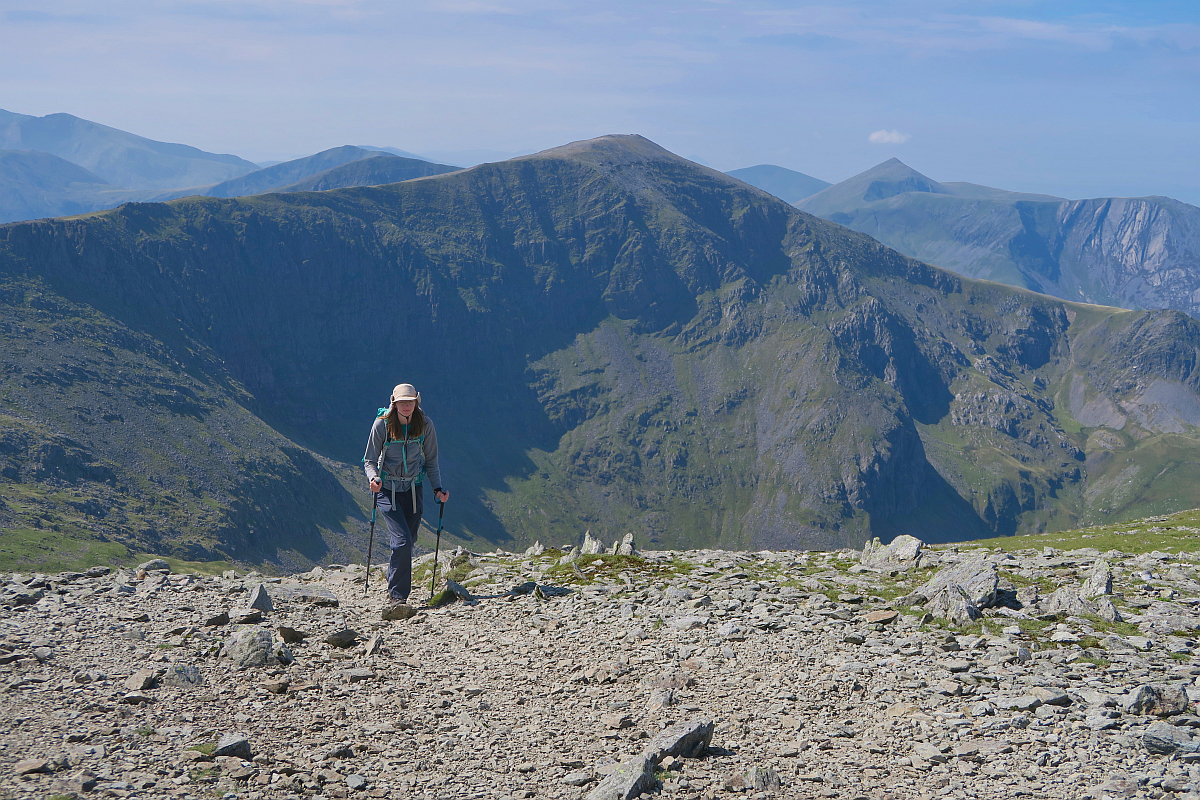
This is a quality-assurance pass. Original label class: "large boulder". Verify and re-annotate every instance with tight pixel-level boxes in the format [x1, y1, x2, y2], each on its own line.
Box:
[1080, 560, 1113, 598]
[1041, 587, 1097, 617]
[223, 628, 292, 669]
[917, 556, 999, 608]
[926, 584, 979, 625]
[861, 535, 925, 571]
[585, 754, 655, 800]
[1125, 684, 1192, 717]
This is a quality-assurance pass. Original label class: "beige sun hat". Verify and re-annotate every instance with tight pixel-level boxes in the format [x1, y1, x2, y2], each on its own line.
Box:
[391, 384, 421, 403]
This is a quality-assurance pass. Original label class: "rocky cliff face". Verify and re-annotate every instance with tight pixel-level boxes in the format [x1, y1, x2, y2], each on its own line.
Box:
[1046, 197, 1200, 314]
[798, 162, 1200, 319]
[2, 135, 1200, 569]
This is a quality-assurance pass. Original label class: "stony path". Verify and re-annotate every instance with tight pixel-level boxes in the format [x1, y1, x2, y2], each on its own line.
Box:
[2, 537, 1200, 800]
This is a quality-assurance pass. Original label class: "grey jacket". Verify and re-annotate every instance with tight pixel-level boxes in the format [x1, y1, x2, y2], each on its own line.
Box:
[362, 415, 443, 492]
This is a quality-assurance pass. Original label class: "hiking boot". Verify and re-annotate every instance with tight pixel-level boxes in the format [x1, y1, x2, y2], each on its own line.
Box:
[382, 602, 416, 621]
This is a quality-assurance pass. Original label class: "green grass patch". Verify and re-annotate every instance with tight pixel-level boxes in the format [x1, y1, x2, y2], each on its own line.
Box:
[131, 553, 235, 577]
[1081, 615, 1140, 637]
[1075, 655, 1111, 668]
[545, 553, 693, 587]
[956, 507, 1200, 554]
[0, 526, 132, 573]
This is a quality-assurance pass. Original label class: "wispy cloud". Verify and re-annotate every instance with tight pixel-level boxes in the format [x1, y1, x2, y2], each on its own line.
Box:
[5, 9, 115, 24]
[745, 31, 847, 50]
[869, 129, 910, 144]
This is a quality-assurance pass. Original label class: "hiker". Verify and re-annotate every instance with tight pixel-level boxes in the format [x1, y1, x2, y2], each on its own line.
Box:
[363, 383, 448, 610]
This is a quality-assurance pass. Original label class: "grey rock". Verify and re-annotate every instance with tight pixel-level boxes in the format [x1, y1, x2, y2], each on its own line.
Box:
[582, 531, 604, 555]
[747, 765, 781, 792]
[14, 758, 50, 775]
[382, 603, 417, 621]
[277, 625, 308, 643]
[204, 611, 230, 626]
[1102, 634, 1139, 654]
[346, 773, 368, 791]
[1081, 560, 1114, 598]
[1042, 586, 1097, 617]
[137, 559, 170, 573]
[246, 583, 274, 612]
[642, 718, 715, 761]
[161, 664, 203, 688]
[1030, 687, 1071, 707]
[1087, 774, 1138, 799]
[563, 771, 594, 786]
[124, 667, 158, 691]
[913, 742, 949, 763]
[224, 628, 279, 668]
[585, 754, 655, 800]
[213, 733, 252, 759]
[917, 556, 999, 608]
[1086, 711, 1121, 731]
[1126, 683, 1192, 717]
[996, 695, 1043, 712]
[446, 579, 474, 602]
[1144, 721, 1200, 754]
[1095, 597, 1123, 622]
[861, 534, 924, 571]
[268, 584, 339, 606]
[325, 629, 360, 648]
[346, 668, 376, 683]
[616, 533, 636, 556]
[926, 584, 979, 625]
[119, 691, 154, 705]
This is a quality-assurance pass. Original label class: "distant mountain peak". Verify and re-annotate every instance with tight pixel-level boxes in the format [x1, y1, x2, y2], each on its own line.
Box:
[798, 158, 949, 216]
[725, 165, 832, 204]
[523, 134, 683, 166]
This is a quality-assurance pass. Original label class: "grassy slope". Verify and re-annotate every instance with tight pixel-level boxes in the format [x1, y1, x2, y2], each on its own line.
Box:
[0, 275, 385, 573]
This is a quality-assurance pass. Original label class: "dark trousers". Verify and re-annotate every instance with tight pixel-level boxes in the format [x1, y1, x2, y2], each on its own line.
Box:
[376, 486, 422, 602]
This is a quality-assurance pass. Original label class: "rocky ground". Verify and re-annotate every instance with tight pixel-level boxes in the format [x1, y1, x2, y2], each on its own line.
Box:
[3, 531, 1200, 800]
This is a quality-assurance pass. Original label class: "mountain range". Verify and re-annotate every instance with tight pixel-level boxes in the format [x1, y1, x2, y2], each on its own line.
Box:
[0, 110, 458, 224]
[725, 165, 831, 204]
[3, 134, 1200, 572]
[791, 158, 1200, 320]
[0, 109, 258, 191]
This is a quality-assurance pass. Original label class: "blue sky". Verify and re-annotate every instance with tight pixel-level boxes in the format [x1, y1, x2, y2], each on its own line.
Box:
[2, 0, 1198, 203]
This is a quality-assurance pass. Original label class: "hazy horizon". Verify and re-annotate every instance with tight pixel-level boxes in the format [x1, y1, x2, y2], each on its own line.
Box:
[2, 1, 1197, 205]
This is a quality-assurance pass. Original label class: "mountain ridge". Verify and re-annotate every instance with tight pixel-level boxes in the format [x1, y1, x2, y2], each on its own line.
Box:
[3, 135, 1200, 568]
[724, 165, 832, 204]
[798, 159, 1200, 318]
[0, 109, 258, 191]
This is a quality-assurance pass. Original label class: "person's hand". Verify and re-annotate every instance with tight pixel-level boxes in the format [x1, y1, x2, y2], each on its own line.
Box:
[435, 489, 449, 504]
[369, 478, 382, 493]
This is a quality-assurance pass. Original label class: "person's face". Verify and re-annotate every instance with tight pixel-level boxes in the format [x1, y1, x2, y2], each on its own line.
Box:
[394, 399, 416, 419]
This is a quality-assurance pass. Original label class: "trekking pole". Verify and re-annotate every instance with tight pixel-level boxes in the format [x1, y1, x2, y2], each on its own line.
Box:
[429, 499, 445, 600]
[364, 491, 378, 594]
